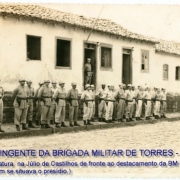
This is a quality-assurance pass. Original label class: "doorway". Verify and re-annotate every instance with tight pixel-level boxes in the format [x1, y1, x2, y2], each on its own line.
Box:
[122, 49, 132, 85]
[83, 43, 96, 87]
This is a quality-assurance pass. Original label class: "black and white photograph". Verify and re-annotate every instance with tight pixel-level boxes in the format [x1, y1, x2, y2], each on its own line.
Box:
[0, 2, 179, 178]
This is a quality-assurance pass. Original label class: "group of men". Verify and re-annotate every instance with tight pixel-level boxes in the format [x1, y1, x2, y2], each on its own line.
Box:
[0, 78, 167, 132]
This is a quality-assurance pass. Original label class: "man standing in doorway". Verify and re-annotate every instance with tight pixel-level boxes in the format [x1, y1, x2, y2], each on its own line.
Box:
[84, 58, 93, 85]
[66, 82, 81, 127]
[12, 78, 29, 131]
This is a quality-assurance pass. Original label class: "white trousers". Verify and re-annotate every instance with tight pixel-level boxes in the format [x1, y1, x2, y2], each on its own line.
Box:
[135, 100, 142, 117]
[145, 101, 152, 117]
[83, 103, 93, 121]
[105, 101, 113, 120]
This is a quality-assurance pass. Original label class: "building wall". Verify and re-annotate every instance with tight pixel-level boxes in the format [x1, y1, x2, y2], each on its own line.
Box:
[0, 16, 179, 93]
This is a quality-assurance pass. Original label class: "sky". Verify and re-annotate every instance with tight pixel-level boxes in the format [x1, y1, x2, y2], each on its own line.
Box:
[40, 4, 180, 42]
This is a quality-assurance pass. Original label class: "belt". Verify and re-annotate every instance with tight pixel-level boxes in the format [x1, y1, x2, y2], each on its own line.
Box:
[85, 99, 93, 102]
[17, 97, 27, 100]
[127, 100, 133, 102]
[137, 99, 143, 100]
[57, 98, 66, 100]
[70, 98, 78, 100]
[146, 99, 151, 101]
[117, 98, 125, 100]
[42, 96, 51, 98]
[27, 97, 34, 99]
[156, 100, 160, 101]
[106, 100, 115, 102]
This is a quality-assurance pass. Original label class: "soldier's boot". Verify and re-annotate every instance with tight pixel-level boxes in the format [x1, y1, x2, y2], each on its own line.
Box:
[16, 125, 20, 131]
[98, 118, 102, 122]
[146, 117, 149, 120]
[41, 124, 45, 129]
[0, 126, 5, 133]
[74, 122, 81, 126]
[109, 120, 114, 123]
[45, 124, 52, 128]
[163, 114, 167, 118]
[83, 120, 87, 126]
[22, 124, 30, 130]
[61, 122, 67, 127]
[87, 120, 93, 125]
[105, 120, 109, 123]
[36, 120, 40, 126]
[136, 117, 139, 121]
[29, 121, 36, 128]
[50, 120, 54, 125]
[69, 122, 74, 127]
[55, 123, 61, 128]
[129, 118, 133, 122]
[155, 115, 159, 119]
[91, 118, 95, 122]
[126, 118, 130, 122]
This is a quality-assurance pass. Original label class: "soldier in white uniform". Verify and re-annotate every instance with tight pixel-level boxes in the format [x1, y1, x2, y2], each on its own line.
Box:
[111, 85, 117, 121]
[12, 78, 29, 131]
[53, 81, 67, 128]
[96, 84, 107, 122]
[151, 87, 157, 117]
[49, 80, 57, 124]
[0, 79, 5, 132]
[143, 87, 152, 120]
[81, 84, 93, 125]
[160, 88, 167, 118]
[90, 84, 96, 122]
[125, 84, 134, 122]
[135, 86, 144, 120]
[154, 88, 162, 119]
[104, 85, 114, 123]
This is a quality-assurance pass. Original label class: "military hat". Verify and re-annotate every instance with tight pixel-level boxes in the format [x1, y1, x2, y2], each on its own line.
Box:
[51, 80, 57, 84]
[39, 81, 44, 85]
[102, 84, 106, 86]
[19, 78, 25, 82]
[44, 79, 50, 83]
[90, 84, 95, 88]
[127, 84, 132, 87]
[85, 84, 91, 90]
[71, 82, 77, 86]
[59, 81, 65, 85]
[119, 83, 123, 86]
[26, 79, 32, 83]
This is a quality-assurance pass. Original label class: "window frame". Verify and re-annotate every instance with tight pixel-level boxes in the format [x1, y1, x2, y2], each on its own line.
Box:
[26, 34, 42, 61]
[163, 64, 169, 80]
[140, 49, 149, 73]
[175, 66, 180, 81]
[55, 37, 72, 70]
[100, 43, 113, 71]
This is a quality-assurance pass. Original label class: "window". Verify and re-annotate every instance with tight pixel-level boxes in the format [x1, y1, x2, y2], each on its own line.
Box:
[141, 50, 149, 72]
[163, 64, 168, 80]
[175, 66, 180, 80]
[56, 39, 71, 68]
[101, 47, 112, 69]
[27, 35, 41, 60]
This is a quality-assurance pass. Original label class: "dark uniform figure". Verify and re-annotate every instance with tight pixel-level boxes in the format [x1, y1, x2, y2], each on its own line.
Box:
[84, 58, 93, 85]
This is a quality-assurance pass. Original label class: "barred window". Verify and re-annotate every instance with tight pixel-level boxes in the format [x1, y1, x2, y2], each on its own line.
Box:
[163, 64, 168, 80]
[141, 50, 149, 72]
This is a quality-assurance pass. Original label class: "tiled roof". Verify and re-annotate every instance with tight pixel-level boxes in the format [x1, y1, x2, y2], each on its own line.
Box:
[0, 4, 158, 43]
[155, 41, 180, 56]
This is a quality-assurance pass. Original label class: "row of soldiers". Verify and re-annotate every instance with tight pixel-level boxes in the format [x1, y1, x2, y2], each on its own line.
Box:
[0, 79, 167, 132]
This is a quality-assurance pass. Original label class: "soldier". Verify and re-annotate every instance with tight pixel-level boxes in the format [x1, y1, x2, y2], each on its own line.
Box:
[90, 84, 96, 122]
[132, 85, 137, 118]
[111, 85, 117, 121]
[12, 78, 29, 131]
[114, 84, 126, 122]
[26, 80, 36, 128]
[125, 84, 134, 122]
[34, 81, 44, 126]
[160, 88, 167, 118]
[49, 80, 57, 124]
[53, 81, 67, 128]
[0, 79, 5, 132]
[154, 88, 162, 119]
[66, 82, 81, 127]
[104, 85, 114, 123]
[143, 87, 152, 120]
[96, 84, 107, 122]
[84, 58, 93, 85]
[151, 87, 157, 117]
[81, 84, 93, 125]
[37, 79, 52, 129]
[135, 86, 144, 121]
[122, 84, 127, 119]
